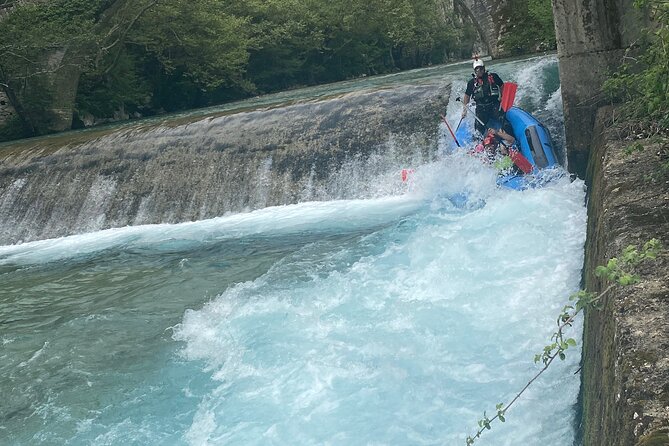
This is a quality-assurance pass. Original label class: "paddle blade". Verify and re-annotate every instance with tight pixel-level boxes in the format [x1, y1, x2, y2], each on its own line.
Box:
[500, 82, 518, 112]
[509, 148, 533, 174]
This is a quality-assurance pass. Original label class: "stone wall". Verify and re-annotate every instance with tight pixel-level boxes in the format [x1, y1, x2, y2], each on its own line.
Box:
[553, 0, 649, 179]
[580, 106, 669, 445]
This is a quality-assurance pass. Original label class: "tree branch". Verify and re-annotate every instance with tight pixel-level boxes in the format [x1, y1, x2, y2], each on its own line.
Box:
[100, 0, 160, 75]
[466, 239, 663, 445]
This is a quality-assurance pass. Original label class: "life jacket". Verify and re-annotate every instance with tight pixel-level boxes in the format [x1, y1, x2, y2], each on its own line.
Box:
[473, 73, 500, 104]
[483, 131, 497, 146]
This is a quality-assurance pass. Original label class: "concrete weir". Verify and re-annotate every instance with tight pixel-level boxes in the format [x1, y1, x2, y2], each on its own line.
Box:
[0, 83, 449, 245]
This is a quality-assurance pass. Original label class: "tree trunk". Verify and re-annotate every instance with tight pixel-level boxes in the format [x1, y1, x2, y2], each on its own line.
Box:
[0, 81, 36, 135]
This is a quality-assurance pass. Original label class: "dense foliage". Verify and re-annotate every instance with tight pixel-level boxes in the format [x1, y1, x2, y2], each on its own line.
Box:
[0, 0, 476, 134]
[0, 0, 101, 135]
[603, 0, 669, 133]
[499, 0, 556, 55]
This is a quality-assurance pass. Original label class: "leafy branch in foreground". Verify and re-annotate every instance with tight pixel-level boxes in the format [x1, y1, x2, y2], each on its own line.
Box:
[465, 239, 663, 445]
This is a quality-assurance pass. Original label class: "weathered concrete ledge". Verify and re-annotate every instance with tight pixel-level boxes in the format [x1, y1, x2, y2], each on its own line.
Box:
[581, 106, 669, 445]
[0, 83, 449, 245]
[553, 0, 648, 180]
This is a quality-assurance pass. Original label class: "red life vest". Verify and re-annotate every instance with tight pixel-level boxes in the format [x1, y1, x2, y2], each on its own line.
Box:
[483, 131, 496, 146]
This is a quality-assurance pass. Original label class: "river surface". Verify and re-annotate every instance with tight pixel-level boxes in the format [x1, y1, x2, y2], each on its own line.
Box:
[0, 55, 587, 445]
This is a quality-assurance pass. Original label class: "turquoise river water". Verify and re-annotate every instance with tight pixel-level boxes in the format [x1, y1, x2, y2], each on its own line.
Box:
[1, 55, 587, 445]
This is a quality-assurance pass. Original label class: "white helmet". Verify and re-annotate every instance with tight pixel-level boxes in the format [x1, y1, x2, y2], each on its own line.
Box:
[473, 59, 485, 70]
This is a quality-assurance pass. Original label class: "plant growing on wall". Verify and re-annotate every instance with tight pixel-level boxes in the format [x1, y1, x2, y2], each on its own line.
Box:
[465, 239, 663, 445]
[603, 0, 669, 136]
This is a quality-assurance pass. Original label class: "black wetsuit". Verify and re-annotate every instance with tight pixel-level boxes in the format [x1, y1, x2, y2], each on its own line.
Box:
[465, 72, 504, 134]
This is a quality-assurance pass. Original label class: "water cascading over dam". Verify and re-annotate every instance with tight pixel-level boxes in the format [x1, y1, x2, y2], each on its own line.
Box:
[0, 83, 449, 245]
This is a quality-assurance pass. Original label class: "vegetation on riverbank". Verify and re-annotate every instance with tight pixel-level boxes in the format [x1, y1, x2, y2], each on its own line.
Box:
[0, 0, 557, 141]
[602, 0, 669, 186]
[466, 240, 664, 445]
[603, 0, 669, 138]
[0, 0, 472, 138]
[499, 0, 556, 55]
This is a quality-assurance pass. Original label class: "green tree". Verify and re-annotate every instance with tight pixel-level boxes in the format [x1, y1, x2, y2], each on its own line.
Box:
[0, 0, 101, 134]
[498, 0, 556, 55]
[1, 0, 475, 139]
[603, 0, 669, 134]
[231, 0, 326, 91]
[76, 0, 252, 116]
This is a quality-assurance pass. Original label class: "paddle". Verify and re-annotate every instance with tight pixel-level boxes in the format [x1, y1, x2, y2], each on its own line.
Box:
[496, 82, 533, 173]
[500, 82, 518, 112]
[455, 116, 465, 132]
[440, 114, 461, 147]
[456, 99, 491, 132]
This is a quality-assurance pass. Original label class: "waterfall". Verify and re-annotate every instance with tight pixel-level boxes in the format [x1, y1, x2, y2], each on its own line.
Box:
[0, 84, 448, 245]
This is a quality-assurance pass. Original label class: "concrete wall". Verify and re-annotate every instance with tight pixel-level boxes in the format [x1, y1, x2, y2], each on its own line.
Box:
[580, 107, 669, 445]
[553, 0, 648, 178]
[554, 2, 669, 442]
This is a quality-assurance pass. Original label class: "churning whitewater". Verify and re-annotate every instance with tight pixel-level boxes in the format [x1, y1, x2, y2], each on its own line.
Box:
[0, 55, 587, 445]
[174, 172, 587, 446]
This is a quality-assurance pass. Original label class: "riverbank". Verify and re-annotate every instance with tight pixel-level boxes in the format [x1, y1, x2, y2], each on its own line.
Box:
[580, 106, 669, 445]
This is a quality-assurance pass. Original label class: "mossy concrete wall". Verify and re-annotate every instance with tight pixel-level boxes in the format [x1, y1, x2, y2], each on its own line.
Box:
[552, 0, 648, 179]
[581, 106, 669, 445]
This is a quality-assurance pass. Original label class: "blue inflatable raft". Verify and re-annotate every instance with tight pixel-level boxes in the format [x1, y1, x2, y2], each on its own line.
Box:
[454, 106, 561, 190]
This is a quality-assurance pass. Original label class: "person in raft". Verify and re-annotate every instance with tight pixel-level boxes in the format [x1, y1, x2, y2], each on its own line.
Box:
[473, 125, 516, 160]
[461, 57, 504, 135]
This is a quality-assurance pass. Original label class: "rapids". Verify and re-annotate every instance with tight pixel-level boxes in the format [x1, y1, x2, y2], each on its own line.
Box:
[0, 55, 586, 445]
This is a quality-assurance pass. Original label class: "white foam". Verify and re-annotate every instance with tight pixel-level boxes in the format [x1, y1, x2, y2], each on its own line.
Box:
[175, 173, 587, 445]
[0, 194, 425, 266]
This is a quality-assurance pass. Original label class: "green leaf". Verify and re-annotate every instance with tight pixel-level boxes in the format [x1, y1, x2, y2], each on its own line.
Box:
[594, 265, 609, 278]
